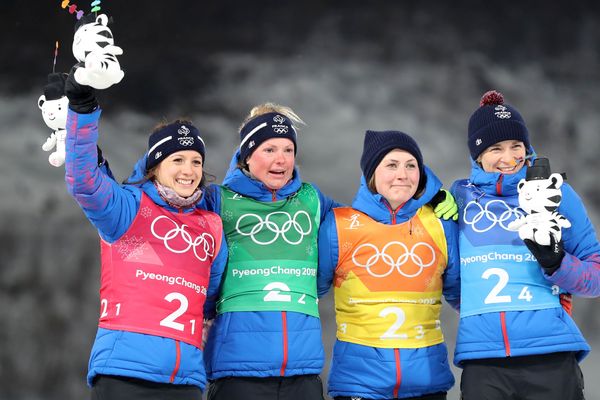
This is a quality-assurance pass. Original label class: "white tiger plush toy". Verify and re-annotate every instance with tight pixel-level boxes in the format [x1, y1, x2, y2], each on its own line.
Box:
[39, 73, 69, 167]
[72, 13, 124, 90]
[508, 158, 571, 246]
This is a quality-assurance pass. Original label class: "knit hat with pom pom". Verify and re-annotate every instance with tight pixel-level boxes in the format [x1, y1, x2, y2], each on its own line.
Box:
[468, 90, 530, 160]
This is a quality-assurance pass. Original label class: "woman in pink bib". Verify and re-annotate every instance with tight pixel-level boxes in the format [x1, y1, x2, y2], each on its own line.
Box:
[64, 63, 227, 400]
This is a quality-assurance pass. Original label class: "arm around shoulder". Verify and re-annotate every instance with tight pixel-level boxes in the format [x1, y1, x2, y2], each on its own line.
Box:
[441, 218, 460, 310]
[317, 210, 339, 297]
[311, 183, 344, 222]
[204, 229, 228, 320]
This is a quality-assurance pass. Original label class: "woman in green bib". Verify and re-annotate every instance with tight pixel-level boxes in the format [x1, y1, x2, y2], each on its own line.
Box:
[202, 103, 340, 400]
[317, 130, 461, 400]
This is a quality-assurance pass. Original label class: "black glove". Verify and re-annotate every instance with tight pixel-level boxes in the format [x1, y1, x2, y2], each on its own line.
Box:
[524, 235, 565, 275]
[43, 72, 68, 99]
[96, 145, 105, 166]
[65, 63, 98, 113]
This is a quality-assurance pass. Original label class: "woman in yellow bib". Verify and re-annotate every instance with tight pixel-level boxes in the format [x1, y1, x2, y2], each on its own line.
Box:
[317, 130, 460, 400]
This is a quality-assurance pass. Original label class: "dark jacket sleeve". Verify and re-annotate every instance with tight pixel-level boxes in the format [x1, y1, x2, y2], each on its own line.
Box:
[441, 218, 461, 310]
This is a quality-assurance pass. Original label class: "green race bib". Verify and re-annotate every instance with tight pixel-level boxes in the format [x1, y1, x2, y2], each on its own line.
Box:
[217, 184, 321, 317]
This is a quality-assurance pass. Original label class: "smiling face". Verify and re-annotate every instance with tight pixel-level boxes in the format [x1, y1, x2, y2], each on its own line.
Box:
[478, 139, 527, 174]
[38, 96, 68, 131]
[246, 138, 295, 191]
[373, 149, 420, 210]
[154, 150, 203, 197]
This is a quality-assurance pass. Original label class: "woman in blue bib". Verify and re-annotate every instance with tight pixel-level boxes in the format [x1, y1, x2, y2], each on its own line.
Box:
[317, 130, 460, 400]
[452, 90, 600, 400]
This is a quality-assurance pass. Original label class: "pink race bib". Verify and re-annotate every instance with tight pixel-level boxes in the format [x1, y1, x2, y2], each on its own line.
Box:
[98, 193, 222, 348]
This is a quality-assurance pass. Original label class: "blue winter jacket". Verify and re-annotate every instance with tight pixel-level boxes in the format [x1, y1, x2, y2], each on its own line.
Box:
[65, 109, 228, 390]
[202, 150, 340, 379]
[317, 166, 461, 399]
[451, 155, 600, 366]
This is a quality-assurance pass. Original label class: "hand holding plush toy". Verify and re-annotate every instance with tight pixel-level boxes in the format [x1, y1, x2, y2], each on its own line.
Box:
[38, 73, 69, 167]
[74, 44, 124, 89]
[508, 158, 571, 245]
[39, 7, 123, 167]
[507, 158, 571, 273]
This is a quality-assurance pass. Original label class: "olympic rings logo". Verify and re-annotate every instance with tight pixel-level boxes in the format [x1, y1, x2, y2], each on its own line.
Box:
[352, 242, 436, 278]
[178, 136, 195, 146]
[235, 211, 312, 245]
[272, 125, 289, 134]
[151, 216, 215, 261]
[494, 105, 512, 119]
[463, 200, 523, 233]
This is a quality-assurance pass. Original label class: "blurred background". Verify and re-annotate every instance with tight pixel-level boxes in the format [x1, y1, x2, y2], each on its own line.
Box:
[1, 1, 600, 399]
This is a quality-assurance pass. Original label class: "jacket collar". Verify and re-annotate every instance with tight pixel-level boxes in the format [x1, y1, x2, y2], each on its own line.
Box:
[127, 154, 200, 212]
[351, 165, 442, 224]
[468, 146, 537, 197]
[221, 149, 302, 201]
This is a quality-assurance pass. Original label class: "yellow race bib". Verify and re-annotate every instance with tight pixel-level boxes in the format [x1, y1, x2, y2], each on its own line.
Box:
[333, 207, 448, 348]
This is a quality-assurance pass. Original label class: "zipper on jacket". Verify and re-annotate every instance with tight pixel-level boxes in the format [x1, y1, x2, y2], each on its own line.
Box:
[496, 175, 504, 196]
[273, 188, 288, 375]
[383, 201, 403, 225]
[169, 340, 182, 382]
[393, 348, 402, 397]
[499, 312, 511, 356]
[280, 311, 289, 376]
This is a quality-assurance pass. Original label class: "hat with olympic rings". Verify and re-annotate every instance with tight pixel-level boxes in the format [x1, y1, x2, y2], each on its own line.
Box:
[468, 90, 530, 160]
[146, 120, 205, 171]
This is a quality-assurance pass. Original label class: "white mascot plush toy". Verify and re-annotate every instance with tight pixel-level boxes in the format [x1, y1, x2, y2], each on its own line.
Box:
[72, 13, 124, 90]
[39, 73, 69, 167]
[508, 157, 571, 246]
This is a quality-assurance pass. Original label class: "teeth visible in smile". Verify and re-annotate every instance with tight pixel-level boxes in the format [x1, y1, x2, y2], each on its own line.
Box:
[177, 179, 192, 185]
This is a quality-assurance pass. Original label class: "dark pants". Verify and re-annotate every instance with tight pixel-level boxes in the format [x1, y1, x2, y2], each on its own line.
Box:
[460, 352, 585, 400]
[90, 375, 202, 400]
[207, 375, 324, 400]
[335, 391, 446, 400]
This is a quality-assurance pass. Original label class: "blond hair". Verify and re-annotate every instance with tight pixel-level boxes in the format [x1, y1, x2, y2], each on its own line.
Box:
[238, 102, 305, 132]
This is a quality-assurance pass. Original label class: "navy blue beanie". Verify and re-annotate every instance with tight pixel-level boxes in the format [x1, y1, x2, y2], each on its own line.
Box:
[468, 90, 530, 160]
[360, 130, 425, 190]
[146, 121, 205, 171]
[239, 112, 297, 162]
